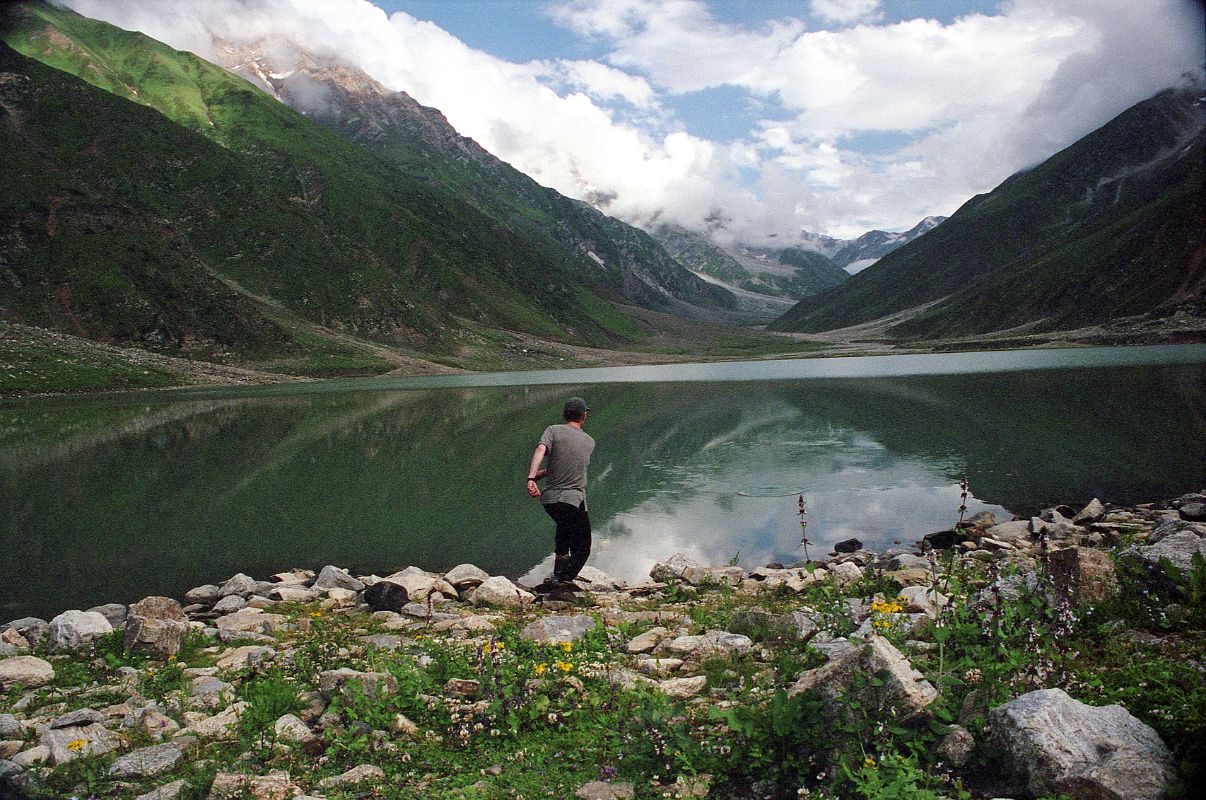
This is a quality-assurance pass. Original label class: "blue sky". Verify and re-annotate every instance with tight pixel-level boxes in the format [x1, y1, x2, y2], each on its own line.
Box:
[66, 0, 1206, 241]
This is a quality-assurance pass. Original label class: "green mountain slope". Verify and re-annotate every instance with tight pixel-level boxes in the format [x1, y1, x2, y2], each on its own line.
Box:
[0, 1, 736, 383]
[769, 85, 1206, 338]
[217, 41, 738, 321]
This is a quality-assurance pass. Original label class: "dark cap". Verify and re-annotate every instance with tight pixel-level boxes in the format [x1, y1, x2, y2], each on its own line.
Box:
[563, 397, 590, 419]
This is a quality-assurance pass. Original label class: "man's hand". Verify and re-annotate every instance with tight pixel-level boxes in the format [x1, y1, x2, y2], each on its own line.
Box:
[526, 478, 542, 498]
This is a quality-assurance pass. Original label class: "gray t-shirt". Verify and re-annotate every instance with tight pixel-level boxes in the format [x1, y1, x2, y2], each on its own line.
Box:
[538, 424, 595, 509]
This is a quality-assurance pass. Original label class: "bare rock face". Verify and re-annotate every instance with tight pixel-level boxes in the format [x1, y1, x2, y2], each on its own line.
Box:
[988, 688, 1175, 800]
[788, 635, 937, 721]
[125, 596, 191, 658]
[1046, 546, 1119, 605]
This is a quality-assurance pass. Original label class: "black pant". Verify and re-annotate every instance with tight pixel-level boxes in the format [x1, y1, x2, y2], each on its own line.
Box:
[543, 501, 591, 582]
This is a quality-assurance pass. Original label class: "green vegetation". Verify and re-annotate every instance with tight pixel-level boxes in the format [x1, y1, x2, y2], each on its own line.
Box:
[4, 527, 1200, 798]
[0, 325, 181, 394]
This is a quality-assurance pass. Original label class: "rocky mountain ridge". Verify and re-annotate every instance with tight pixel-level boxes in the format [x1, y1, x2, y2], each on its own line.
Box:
[771, 82, 1206, 339]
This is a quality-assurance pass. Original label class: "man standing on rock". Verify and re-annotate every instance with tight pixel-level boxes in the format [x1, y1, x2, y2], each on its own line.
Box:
[526, 397, 595, 593]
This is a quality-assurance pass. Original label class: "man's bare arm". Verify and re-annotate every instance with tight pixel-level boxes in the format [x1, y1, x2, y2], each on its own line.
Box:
[526, 443, 548, 497]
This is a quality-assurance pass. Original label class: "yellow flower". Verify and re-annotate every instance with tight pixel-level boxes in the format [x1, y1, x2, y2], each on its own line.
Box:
[167, 655, 176, 662]
[309, 611, 322, 618]
[555, 661, 574, 673]
[534, 663, 547, 677]
[864, 756, 876, 767]
[560, 641, 573, 653]
[495, 641, 505, 651]
[66, 739, 87, 753]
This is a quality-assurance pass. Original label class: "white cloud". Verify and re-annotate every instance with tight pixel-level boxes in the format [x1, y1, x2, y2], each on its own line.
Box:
[810, 0, 883, 25]
[57, 0, 1205, 242]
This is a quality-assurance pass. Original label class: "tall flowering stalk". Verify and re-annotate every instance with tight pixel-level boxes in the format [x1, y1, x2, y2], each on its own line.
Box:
[798, 494, 811, 563]
[933, 476, 969, 696]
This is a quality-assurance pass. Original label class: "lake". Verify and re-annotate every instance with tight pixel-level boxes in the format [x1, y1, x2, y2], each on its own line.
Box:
[2, 344, 1205, 621]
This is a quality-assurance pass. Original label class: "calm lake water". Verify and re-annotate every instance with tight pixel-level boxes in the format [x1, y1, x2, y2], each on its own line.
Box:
[2, 345, 1205, 620]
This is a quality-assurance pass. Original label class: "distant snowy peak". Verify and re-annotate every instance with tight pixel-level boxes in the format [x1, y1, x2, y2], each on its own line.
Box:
[829, 216, 948, 271]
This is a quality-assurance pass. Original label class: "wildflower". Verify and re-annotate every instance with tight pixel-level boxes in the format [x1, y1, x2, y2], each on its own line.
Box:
[309, 611, 322, 618]
[864, 756, 876, 767]
[560, 641, 573, 653]
[555, 660, 573, 672]
[534, 663, 547, 677]
[66, 739, 87, 753]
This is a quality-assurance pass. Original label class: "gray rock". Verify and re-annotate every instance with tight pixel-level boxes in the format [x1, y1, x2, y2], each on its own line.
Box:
[681, 565, 746, 586]
[122, 707, 180, 740]
[217, 573, 260, 598]
[663, 630, 753, 657]
[1131, 526, 1206, 574]
[897, 586, 949, 616]
[273, 713, 315, 744]
[318, 669, 397, 700]
[988, 688, 1175, 800]
[0, 656, 54, 690]
[184, 584, 220, 605]
[125, 596, 190, 658]
[789, 635, 936, 721]
[314, 565, 365, 592]
[967, 510, 997, 528]
[0, 618, 48, 650]
[575, 781, 635, 799]
[318, 763, 385, 788]
[888, 553, 930, 571]
[834, 537, 862, 553]
[133, 778, 189, 800]
[109, 742, 185, 779]
[1073, 498, 1106, 524]
[573, 566, 627, 592]
[213, 609, 287, 636]
[47, 610, 113, 653]
[1047, 546, 1119, 605]
[828, 561, 863, 587]
[625, 627, 667, 654]
[9, 746, 47, 768]
[211, 595, 248, 614]
[180, 701, 246, 740]
[51, 708, 104, 729]
[0, 758, 20, 782]
[519, 615, 597, 644]
[649, 553, 702, 582]
[209, 770, 297, 798]
[443, 563, 491, 590]
[268, 585, 321, 603]
[657, 675, 707, 698]
[1181, 502, 1206, 521]
[985, 520, 1032, 544]
[938, 724, 975, 768]
[192, 676, 234, 708]
[470, 576, 534, 608]
[360, 634, 403, 650]
[0, 715, 19, 739]
[42, 722, 117, 765]
[86, 603, 128, 629]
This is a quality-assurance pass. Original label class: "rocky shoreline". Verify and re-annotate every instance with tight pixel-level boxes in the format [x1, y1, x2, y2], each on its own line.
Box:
[2, 493, 1204, 799]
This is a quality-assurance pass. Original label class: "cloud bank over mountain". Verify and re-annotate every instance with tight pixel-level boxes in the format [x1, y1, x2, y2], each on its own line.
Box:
[57, 0, 1204, 242]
